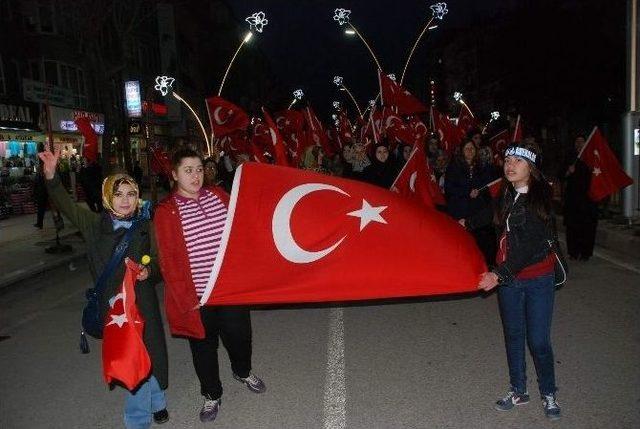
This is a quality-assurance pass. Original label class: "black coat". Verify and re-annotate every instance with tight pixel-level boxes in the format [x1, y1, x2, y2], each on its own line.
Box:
[444, 159, 495, 220]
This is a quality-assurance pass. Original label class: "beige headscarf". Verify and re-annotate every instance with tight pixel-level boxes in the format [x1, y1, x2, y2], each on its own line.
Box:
[101, 173, 142, 218]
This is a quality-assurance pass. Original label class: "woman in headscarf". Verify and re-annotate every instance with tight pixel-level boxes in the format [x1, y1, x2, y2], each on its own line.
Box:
[363, 142, 398, 188]
[38, 146, 169, 429]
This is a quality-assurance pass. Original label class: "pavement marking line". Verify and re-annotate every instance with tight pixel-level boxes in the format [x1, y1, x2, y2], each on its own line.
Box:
[323, 307, 347, 429]
[593, 249, 640, 275]
[3, 288, 84, 333]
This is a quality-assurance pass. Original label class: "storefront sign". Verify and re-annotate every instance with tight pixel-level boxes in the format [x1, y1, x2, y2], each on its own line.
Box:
[0, 131, 45, 142]
[49, 106, 104, 134]
[129, 121, 143, 135]
[22, 78, 75, 108]
[124, 81, 142, 118]
[0, 99, 40, 130]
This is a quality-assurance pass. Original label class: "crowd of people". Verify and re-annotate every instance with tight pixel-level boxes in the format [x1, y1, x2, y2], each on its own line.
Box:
[29, 124, 607, 428]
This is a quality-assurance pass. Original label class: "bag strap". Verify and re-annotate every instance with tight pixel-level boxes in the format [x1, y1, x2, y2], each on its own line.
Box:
[93, 222, 139, 296]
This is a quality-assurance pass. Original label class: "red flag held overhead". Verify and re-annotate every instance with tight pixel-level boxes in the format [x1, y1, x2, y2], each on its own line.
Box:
[75, 117, 98, 163]
[206, 96, 250, 137]
[378, 71, 427, 115]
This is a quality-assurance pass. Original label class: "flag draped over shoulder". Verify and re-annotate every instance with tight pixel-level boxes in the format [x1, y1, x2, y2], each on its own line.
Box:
[102, 259, 151, 391]
[199, 163, 485, 306]
[580, 127, 633, 201]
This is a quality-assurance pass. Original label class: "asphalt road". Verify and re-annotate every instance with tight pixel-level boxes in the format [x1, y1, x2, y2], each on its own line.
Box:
[0, 252, 638, 429]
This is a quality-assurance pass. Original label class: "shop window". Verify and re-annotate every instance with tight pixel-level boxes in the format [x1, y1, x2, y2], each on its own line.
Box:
[44, 60, 58, 86]
[37, 0, 56, 34]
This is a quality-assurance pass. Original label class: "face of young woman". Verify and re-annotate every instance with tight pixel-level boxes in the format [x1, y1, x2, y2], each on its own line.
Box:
[112, 183, 138, 217]
[403, 145, 412, 161]
[375, 146, 389, 163]
[503, 155, 531, 188]
[172, 157, 204, 198]
[463, 142, 476, 163]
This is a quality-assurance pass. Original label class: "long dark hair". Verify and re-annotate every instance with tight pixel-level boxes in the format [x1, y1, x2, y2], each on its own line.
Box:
[496, 142, 552, 228]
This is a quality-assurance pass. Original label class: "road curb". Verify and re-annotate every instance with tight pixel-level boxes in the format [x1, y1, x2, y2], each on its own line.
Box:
[0, 251, 87, 293]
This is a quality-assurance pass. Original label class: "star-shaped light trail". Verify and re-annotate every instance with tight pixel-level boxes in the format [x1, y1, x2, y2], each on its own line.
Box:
[347, 199, 388, 231]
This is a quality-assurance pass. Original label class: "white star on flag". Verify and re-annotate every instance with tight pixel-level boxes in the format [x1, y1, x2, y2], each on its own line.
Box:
[593, 167, 601, 176]
[107, 313, 128, 328]
[347, 199, 388, 231]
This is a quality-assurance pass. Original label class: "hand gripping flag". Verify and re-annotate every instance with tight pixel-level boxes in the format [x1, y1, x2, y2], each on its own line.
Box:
[206, 96, 250, 137]
[102, 259, 151, 391]
[378, 71, 427, 115]
[580, 127, 633, 201]
[199, 163, 486, 306]
[75, 116, 98, 163]
[391, 143, 445, 208]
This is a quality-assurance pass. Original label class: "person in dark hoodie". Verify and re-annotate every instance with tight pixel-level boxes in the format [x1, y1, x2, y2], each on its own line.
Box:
[363, 142, 398, 188]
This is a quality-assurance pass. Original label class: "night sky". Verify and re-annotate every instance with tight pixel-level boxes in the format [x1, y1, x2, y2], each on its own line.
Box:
[225, 0, 624, 129]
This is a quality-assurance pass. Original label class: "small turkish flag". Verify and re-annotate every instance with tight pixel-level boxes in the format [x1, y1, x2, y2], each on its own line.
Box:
[199, 163, 485, 306]
[378, 71, 427, 115]
[262, 108, 290, 166]
[75, 117, 98, 163]
[391, 142, 445, 208]
[580, 127, 634, 201]
[430, 106, 462, 155]
[102, 259, 151, 391]
[304, 106, 334, 156]
[206, 96, 250, 137]
[456, 104, 478, 137]
[489, 129, 510, 164]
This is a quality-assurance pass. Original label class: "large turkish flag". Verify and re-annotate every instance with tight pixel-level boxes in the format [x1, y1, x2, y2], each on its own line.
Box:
[200, 163, 485, 306]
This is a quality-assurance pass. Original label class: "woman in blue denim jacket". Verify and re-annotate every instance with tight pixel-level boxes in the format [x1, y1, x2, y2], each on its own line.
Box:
[462, 142, 561, 421]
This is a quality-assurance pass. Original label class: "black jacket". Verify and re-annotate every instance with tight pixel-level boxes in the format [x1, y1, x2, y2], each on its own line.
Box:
[467, 187, 553, 283]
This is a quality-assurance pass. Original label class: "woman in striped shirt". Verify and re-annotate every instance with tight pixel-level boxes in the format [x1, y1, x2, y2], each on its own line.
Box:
[154, 148, 266, 424]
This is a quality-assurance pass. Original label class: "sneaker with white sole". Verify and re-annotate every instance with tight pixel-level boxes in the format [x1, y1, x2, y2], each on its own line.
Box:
[199, 396, 221, 423]
[233, 373, 266, 393]
[542, 393, 561, 420]
[494, 389, 530, 411]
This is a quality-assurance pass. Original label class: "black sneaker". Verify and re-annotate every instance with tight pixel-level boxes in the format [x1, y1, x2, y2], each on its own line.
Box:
[542, 394, 561, 420]
[153, 408, 169, 424]
[233, 373, 266, 393]
[494, 389, 530, 411]
[199, 396, 221, 423]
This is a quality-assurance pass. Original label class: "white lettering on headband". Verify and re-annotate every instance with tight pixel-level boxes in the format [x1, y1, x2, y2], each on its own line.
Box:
[504, 146, 537, 163]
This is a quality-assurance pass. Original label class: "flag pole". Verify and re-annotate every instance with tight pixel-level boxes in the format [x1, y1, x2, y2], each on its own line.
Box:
[218, 32, 253, 97]
[400, 16, 435, 85]
[172, 92, 211, 157]
[576, 126, 598, 160]
[340, 84, 363, 118]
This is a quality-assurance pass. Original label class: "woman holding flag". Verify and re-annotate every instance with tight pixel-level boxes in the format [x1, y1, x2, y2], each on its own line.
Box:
[461, 142, 562, 421]
[38, 147, 169, 429]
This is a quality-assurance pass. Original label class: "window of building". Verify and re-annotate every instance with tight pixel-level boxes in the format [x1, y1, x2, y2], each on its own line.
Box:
[37, 0, 56, 34]
[29, 60, 42, 81]
[44, 60, 58, 85]
[0, 54, 6, 95]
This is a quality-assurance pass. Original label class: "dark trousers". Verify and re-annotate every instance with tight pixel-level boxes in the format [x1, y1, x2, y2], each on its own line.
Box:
[188, 307, 252, 399]
[472, 226, 497, 267]
[498, 273, 557, 396]
[566, 219, 597, 259]
[35, 202, 47, 227]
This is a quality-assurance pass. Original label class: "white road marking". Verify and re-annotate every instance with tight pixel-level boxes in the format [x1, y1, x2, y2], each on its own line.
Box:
[593, 248, 640, 275]
[323, 307, 346, 429]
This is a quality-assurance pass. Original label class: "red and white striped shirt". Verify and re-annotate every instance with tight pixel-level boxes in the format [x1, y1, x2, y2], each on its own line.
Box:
[174, 189, 228, 297]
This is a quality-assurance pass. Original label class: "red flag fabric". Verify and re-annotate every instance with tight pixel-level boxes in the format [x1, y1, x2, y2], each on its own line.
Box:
[304, 106, 334, 156]
[199, 163, 485, 306]
[337, 111, 354, 144]
[262, 108, 290, 167]
[148, 145, 172, 178]
[456, 104, 479, 138]
[511, 115, 522, 143]
[483, 178, 503, 199]
[219, 130, 251, 157]
[75, 117, 98, 163]
[408, 116, 429, 143]
[580, 127, 634, 201]
[206, 96, 250, 138]
[391, 143, 445, 208]
[430, 106, 462, 155]
[381, 108, 416, 148]
[378, 71, 427, 115]
[102, 259, 151, 391]
[489, 129, 510, 165]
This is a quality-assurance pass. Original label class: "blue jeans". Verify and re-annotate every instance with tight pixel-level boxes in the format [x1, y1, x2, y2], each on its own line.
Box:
[124, 376, 166, 429]
[498, 273, 557, 396]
